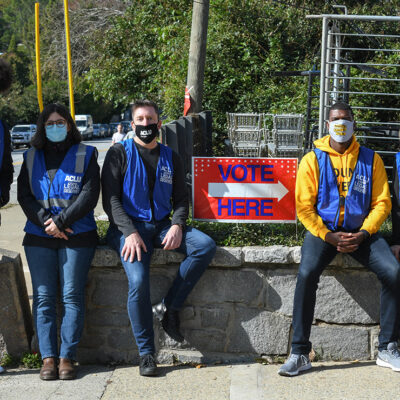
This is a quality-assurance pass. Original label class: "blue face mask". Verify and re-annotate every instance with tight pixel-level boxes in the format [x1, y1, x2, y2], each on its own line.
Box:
[45, 124, 68, 142]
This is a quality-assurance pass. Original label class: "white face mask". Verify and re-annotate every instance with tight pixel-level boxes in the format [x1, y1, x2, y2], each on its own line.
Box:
[328, 119, 354, 143]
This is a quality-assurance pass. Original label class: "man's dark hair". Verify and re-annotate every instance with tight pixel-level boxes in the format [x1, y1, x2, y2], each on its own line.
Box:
[32, 103, 82, 149]
[0, 59, 12, 93]
[131, 99, 159, 119]
[329, 101, 354, 117]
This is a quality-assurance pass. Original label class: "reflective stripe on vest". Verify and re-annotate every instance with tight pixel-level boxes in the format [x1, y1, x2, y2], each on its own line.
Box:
[315, 146, 374, 232]
[24, 143, 97, 237]
[25, 143, 87, 209]
[122, 140, 173, 222]
[0, 121, 4, 197]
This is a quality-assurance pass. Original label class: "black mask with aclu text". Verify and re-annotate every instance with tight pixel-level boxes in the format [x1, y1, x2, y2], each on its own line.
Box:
[135, 123, 159, 144]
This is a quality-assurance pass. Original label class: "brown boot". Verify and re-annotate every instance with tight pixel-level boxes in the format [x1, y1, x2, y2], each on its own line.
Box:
[39, 357, 58, 380]
[58, 358, 76, 380]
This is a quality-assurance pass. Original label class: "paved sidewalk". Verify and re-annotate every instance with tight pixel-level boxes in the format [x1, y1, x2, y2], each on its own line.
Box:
[1, 361, 400, 400]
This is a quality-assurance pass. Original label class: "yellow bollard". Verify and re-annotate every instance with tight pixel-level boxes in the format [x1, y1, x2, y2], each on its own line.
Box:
[64, 0, 75, 120]
[35, 3, 43, 112]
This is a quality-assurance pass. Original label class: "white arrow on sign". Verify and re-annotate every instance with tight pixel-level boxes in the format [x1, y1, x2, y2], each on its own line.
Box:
[208, 181, 289, 202]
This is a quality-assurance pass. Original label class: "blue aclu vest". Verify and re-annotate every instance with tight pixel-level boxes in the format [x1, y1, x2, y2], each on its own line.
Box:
[122, 140, 173, 222]
[314, 146, 374, 232]
[396, 153, 400, 200]
[0, 121, 4, 197]
[24, 143, 97, 237]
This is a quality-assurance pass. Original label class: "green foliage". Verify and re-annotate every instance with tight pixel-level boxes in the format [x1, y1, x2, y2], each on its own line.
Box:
[21, 352, 42, 369]
[190, 220, 304, 246]
[1, 0, 400, 138]
[96, 220, 109, 244]
[0, 353, 17, 367]
[96, 218, 304, 247]
[87, 0, 191, 111]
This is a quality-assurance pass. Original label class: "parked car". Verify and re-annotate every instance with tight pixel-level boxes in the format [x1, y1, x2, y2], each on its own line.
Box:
[100, 124, 110, 137]
[93, 123, 102, 138]
[10, 124, 36, 149]
[75, 114, 93, 140]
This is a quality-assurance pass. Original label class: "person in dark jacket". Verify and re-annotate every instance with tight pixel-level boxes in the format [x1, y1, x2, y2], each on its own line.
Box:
[102, 99, 216, 376]
[18, 103, 100, 381]
[0, 59, 14, 224]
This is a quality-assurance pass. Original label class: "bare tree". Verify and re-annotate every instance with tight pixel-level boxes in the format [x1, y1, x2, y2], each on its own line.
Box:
[38, 0, 127, 78]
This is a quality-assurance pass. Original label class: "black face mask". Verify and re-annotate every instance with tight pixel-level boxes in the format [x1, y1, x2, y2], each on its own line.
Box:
[135, 123, 159, 144]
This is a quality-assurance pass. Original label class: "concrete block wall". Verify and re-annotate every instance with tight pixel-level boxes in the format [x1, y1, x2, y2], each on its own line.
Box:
[77, 245, 381, 364]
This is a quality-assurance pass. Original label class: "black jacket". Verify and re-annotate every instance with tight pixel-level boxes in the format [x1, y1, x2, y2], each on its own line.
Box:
[0, 120, 14, 207]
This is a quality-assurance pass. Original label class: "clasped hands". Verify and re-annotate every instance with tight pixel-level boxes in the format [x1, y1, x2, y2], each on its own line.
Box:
[325, 231, 365, 253]
[44, 218, 73, 240]
[121, 224, 182, 262]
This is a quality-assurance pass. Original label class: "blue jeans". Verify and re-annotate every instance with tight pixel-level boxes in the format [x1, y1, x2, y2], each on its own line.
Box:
[107, 220, 216, 355]
[291, 232, 400, 354]
[25, 246, 95, 360]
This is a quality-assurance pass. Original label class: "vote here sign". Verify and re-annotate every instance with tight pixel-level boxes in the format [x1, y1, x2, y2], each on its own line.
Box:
[192, 157, 297, 223]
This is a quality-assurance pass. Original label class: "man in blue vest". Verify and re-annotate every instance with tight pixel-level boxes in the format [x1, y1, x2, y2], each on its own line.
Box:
[0, 58, 15, 374]
[278, 102, 400, 376]
[102, 99, 216, 376]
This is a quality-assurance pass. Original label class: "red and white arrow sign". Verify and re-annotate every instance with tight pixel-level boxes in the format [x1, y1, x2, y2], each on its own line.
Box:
[208, 181, 289, 202]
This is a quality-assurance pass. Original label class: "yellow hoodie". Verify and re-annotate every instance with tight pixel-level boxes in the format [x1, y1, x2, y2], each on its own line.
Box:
[296, 135, 391, 240]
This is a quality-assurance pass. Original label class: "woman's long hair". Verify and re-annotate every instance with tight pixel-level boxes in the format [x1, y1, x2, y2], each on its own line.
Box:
[31, 103, 82, 149]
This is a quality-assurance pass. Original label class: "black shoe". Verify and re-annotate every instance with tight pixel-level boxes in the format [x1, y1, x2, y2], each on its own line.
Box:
[139, 354, 159, 377]
[162, 309, 184, 343]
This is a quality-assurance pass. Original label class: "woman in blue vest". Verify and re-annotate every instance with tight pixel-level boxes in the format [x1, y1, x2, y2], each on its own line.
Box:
[17, 104, 100, 380]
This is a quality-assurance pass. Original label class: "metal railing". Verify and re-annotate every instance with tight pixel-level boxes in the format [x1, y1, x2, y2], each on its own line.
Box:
[307, 13, 400, 178]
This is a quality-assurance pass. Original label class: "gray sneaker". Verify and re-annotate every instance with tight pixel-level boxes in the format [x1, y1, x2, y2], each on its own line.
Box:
[377, 342, 400, 372]
[278, 353, 312, 376]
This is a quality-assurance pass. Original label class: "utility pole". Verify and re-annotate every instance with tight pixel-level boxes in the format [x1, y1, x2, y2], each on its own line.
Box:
[186, 0, 209, 114]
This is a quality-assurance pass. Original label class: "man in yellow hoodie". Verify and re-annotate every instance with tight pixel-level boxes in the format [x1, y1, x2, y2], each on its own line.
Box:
[278, 102, 400, 376]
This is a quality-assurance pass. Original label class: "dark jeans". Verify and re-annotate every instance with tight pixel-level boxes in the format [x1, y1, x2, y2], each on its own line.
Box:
[107, 220, 216, 356]
[25, 246, 95, 360]
[292, 232, 400, 354]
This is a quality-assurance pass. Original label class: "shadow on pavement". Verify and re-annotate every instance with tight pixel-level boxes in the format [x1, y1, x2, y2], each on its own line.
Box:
[312, 360, 376, 372]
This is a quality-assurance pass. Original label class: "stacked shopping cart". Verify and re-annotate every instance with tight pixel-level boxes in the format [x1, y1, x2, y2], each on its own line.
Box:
[226, 113, 264, 157]
[268, 114, 304, 159]
[226, 112, 304, 159]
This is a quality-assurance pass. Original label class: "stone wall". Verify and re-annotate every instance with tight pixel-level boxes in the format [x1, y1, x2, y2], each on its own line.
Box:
[0, 249, 33, 360]
[77, 245, 381, 364]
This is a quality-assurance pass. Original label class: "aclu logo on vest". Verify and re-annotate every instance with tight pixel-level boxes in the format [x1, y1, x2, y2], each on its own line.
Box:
[63, 175, 82, 194]
[159, 166, 172, 185]
[353, 174, 369, 194]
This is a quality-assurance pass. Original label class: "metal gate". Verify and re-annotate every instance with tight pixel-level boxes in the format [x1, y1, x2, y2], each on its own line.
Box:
[308, 11, 400, 178]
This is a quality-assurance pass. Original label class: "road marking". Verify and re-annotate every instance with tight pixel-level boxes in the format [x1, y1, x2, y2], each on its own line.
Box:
[230, 364, 262, 400]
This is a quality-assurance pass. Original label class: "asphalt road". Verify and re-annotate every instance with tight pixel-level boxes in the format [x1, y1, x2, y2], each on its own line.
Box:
[9, 137, 112, 204]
